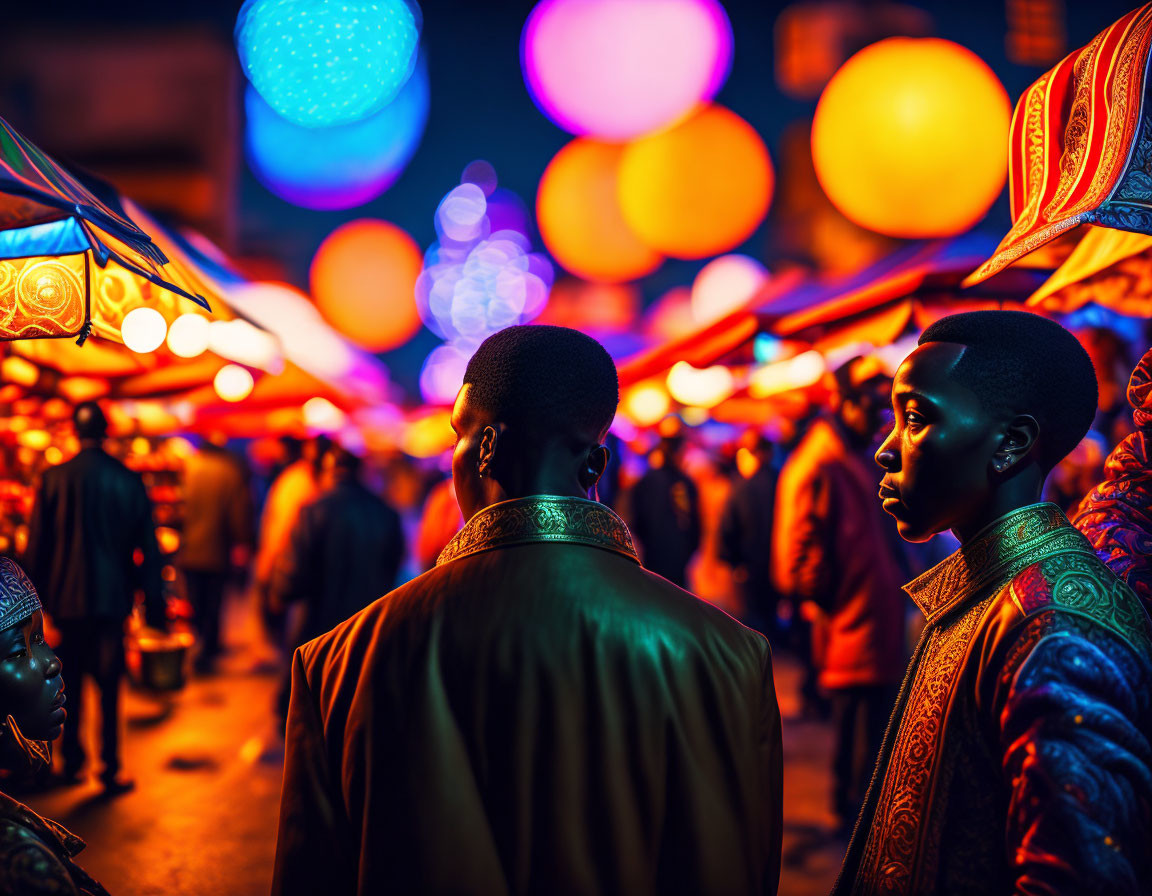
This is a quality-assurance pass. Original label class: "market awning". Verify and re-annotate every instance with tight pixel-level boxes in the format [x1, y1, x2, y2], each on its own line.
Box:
[965, 3, 1152, 286]
[1026, 224, 1152, 314]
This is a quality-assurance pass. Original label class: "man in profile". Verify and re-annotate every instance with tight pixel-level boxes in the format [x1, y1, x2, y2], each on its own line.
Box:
[25, 402, 166, 795]
[273, 325, 782, 895]
[835, 311, 1152, 895]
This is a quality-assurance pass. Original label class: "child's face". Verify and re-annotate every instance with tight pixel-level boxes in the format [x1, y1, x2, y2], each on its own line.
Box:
[0, 611, 65, 741]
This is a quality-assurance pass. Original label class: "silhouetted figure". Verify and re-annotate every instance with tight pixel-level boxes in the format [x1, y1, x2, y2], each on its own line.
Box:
[24, 403, 165, 795]
[629, 420, 701, 587]
[272, 446, 405, 722]
[719, 432, 782, 639]
[178, 435, 253, 673]
[836, 312, 1152, 895]
[274, 326, 783, 896]
[773, 357, 906, 827]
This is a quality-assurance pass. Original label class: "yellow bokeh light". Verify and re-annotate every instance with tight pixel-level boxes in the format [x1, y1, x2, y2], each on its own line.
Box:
[618, 105, 774, 260]
[537, 139, 663, 283]
[213, 364, 255, 403]
[120, 306, 168, 354]
[812, 37, 1010, 238]
[17, 429, 52, 451]
[622, 382, 671, 426]
[666, 361, 736, 409]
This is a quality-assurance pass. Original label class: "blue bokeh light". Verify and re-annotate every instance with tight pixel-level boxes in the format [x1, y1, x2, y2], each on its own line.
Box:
[236, 0, 421, 128]
[245, 54, 429, 209]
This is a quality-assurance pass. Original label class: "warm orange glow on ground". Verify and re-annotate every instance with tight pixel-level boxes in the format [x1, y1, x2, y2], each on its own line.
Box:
[618, 105, 773, 259]
[812, 37, 1010, 238]
[309, 220, 424, 352]
[537, 139, 663, 283]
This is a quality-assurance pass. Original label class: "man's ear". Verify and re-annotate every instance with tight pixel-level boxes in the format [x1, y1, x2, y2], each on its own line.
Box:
[477, 423, 506, 479]
[993, 414, 1040, 472]
[579, 444, 611, 492]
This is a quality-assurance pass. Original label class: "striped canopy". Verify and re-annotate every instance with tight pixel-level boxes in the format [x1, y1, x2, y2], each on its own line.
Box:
[966, 3, 1152, 286]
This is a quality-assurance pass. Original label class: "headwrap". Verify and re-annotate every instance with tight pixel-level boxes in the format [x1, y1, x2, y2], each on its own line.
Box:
[0, 558, 41, 633]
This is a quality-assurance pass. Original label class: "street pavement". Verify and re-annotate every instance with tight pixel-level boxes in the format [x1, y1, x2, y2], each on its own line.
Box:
[21, 595, 845, 896]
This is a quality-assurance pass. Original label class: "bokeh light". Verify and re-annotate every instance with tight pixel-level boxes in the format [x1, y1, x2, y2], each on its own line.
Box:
[417, 171, 553, 346]
[245, 55, 429, 210]
[208, 319, 283, 372]
[303, 396, 346, 432]
[537, 279, 639, 332]
[618, 105, 774, 259]
[812, 38, 1010, 238]
[213, 364, 255, 403]
[310, 219, 424, 352]
[690, 254, 769, 323]
[749, 351, 826, 398]
[666, 361, 735, 408]
[521, 0, 732, 140]
[167, 313, 211, 359]
[623, 382, 671, 426]
[235, 0, 420, 127]
[537, 139, 662, 283]
[120, 307, 168, 354]
[419, 344, 471, 405]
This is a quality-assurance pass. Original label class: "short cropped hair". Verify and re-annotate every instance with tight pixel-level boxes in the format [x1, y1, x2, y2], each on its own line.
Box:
[73, 402, 108, 440]
[463, 325, 619, 439]
[919, 310, 1098, 471]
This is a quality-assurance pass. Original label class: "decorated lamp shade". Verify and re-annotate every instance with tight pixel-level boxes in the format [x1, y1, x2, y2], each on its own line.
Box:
[521, 0, 732, 140]
[618, 106, 774, 259]
[235, 0, 420, 128]
[537, 139, 662, 283]
[245, 55, 429, 210]
[690, 254, 768, 323]
[309, 220, 424, 352]
[812, 38, 1010, 238]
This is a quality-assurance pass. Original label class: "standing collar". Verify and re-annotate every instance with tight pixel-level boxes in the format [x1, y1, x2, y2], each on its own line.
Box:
[436, 495, 639, 568]
[903, 502, 1093, 622]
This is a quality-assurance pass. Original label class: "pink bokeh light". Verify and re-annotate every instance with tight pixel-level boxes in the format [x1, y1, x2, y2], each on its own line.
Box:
[521, 0, 733, 140]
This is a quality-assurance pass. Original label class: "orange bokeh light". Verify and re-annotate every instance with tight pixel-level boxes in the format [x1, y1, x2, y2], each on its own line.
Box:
[537, 139, 663, 283]
[618, 105, 774, 259]
[309, 219, 424, 352]
[812, 37, 1010, 238]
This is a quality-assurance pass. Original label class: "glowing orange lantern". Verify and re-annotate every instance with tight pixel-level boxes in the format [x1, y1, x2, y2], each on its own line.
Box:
[617, 105, 773, 259]
[537, 139, 663, 283]
[812, 38, 1010, 238]
[309, 220, 424, 352]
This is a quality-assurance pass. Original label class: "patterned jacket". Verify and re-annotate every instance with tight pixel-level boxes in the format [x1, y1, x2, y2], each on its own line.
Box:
[1075, 345, 1152, 614]
[833, 502, 1152, 896]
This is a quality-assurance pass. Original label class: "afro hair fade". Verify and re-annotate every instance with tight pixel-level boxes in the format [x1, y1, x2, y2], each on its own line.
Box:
[918, 310, 1098, 472]
[463, 325, 619, 439]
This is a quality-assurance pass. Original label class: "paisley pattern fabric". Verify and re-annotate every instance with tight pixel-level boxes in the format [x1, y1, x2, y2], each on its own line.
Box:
[0, 558, 41, 634]
[966, 4, 1152, 286]
[834, 503, 1152, 895]
[437, 495, 638, 567]
[1075, 346, 1152, 614]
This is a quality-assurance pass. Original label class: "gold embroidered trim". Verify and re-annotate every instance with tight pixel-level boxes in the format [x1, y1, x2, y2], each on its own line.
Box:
[903, 503, 1095, 620]
[436, 495, 639, 567]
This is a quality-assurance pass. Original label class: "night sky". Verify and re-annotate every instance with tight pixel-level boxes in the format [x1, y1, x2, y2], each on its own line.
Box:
[7, 0, 1142, 394]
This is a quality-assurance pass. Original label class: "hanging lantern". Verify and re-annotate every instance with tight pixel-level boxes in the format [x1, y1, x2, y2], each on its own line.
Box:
[618, 105, 774, 259]
[537, 139, 662, 282]
[235, 0, 421, 127]
[309, 219, 424, 352]
[812, 38, 1010, 238]
[521, 0, 732, 140]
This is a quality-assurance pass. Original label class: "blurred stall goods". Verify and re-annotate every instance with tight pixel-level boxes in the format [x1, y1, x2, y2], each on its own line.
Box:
[966, 4, 1152, 286]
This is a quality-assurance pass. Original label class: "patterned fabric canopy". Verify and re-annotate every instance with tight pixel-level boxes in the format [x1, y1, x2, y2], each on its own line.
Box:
[966, 3, 1152, 286]
[0, 115, 208, 341]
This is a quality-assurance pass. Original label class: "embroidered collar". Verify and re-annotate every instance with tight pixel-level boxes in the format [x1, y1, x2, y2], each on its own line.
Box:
[436, 495, 639, 568]
[903, 502, 1094, 622]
